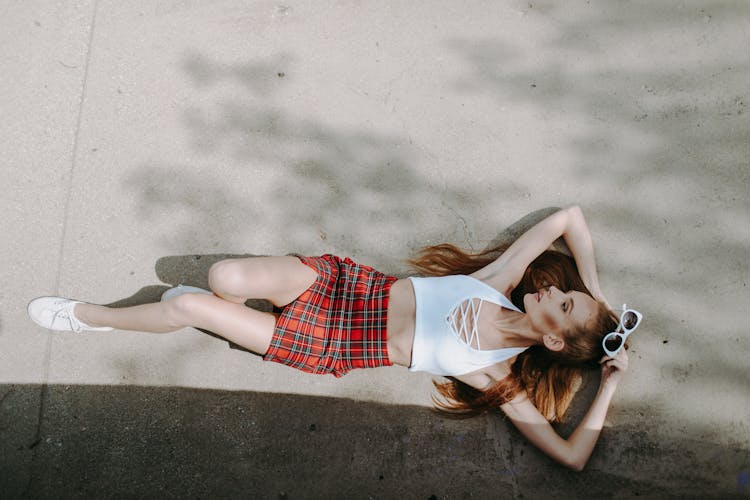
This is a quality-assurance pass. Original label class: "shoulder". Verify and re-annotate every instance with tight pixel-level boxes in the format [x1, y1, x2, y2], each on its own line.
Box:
[468, 269, 516, 298]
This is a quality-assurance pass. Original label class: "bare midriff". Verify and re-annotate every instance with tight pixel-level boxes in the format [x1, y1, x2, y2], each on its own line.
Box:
[386, 278, 417, 367]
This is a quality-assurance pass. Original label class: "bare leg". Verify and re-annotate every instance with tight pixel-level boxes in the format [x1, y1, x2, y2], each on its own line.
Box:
[75, 295, 278, 354]
[207, 256, 318, 306]
[73, 256, 318, 354]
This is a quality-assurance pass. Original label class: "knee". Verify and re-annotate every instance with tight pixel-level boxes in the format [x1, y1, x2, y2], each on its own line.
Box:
[164, 293, 205, 327]
[208, 259, 246, 296]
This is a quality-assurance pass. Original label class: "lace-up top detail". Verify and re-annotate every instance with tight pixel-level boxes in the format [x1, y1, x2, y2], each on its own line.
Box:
[408, 275, 529, 376]
[447, 298, 484, 349]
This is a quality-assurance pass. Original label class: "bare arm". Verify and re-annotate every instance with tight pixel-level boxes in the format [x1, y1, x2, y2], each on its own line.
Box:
[471, 206, 607, 303]
[499, 349, 629, 471]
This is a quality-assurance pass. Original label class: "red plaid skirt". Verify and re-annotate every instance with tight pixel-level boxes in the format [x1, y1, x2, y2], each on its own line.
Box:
[263, 254, 397, 377]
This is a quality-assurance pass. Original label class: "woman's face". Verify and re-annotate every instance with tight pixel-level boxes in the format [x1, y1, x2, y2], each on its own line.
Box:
[523, 285, 598, 337]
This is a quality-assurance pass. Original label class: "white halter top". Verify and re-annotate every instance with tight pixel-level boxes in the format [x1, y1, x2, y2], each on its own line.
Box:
[408, 275, 528, 376]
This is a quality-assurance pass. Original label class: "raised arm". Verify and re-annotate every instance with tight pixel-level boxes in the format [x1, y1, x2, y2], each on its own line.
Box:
[499, 349, 629, 471]
[471, 206, 606, 303]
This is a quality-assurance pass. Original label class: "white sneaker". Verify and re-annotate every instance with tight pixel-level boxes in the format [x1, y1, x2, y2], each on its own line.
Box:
[27, 297, 113, 332]
[160, 285, 213, 302]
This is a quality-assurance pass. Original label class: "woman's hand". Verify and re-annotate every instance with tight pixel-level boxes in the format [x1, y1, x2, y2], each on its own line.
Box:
[599, 348, 629, 388]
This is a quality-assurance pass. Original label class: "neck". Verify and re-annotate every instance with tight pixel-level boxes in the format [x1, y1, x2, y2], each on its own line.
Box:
[494, 311, 544, 348]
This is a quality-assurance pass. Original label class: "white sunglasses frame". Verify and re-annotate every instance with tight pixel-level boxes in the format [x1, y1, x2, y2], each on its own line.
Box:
[602, 304, 643, 357]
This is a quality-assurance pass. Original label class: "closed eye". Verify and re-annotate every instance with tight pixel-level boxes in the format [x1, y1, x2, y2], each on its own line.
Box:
[562, 298, 574, 314]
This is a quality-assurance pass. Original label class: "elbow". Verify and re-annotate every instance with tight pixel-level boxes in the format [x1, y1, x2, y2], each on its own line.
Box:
[564, 205, 582, 217]
[568, 461, 586, 473]
[564, 456, 588, 472]
[559, 447, 588, 472]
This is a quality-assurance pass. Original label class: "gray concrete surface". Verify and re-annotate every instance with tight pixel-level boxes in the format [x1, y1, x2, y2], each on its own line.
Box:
[1, 0, 748, 498]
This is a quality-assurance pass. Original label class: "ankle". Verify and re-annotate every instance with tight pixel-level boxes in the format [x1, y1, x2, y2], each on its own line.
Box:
[74, 303, 100, 327]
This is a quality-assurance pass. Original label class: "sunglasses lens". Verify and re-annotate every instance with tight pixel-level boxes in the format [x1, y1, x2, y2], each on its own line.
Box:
[604, 335, 623, 353]
[622, 311, 638, 330]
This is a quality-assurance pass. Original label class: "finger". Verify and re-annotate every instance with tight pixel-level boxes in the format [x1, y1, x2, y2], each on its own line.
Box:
[605, 358, 628, 372]
[601, 356, 625, 368]
[599, 349, 628, 365]
[616, 352, 629, 367]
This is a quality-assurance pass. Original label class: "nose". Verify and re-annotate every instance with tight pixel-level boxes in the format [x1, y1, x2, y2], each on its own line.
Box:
[548, 286, 568, 299]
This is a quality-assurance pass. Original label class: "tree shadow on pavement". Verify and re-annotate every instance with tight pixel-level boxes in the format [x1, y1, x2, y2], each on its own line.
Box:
[124, 50, 523, 271]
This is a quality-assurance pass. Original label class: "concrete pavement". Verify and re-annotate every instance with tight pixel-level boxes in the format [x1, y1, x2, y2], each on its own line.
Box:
[2, 1, 749, 498]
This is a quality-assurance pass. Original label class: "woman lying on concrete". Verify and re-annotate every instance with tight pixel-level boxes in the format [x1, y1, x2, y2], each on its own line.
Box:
[28, 205, 639, 471]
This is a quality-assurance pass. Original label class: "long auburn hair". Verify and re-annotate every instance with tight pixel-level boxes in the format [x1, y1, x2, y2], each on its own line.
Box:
[409, 243, 617, 423]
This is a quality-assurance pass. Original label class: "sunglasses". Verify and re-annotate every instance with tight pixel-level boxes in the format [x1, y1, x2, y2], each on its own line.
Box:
[602, 305, 643, 357]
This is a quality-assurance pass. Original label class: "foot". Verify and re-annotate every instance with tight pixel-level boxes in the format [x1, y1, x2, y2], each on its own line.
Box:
[160, 285, 213, 302]
[27, 297, 113, 332]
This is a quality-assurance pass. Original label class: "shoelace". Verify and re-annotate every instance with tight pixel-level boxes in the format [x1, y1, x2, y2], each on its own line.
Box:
[50, 300, 83, 333]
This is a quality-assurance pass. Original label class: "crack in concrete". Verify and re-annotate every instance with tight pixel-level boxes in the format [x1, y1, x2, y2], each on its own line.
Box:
[487, 416, 522, 497]
[25, 0, 100, 496]
[0, 387, 14, 408]
[442, 201, 474, 251]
